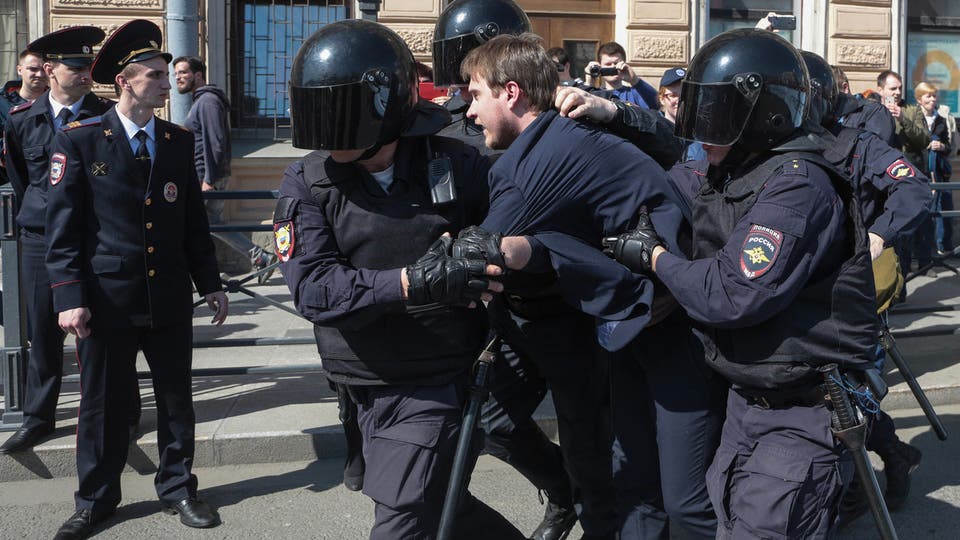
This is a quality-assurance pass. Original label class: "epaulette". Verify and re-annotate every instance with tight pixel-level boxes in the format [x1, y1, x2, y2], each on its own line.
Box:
[777, 157, 808, 177]
[63, 116, 102, 131]
[8, 101, 33, 114]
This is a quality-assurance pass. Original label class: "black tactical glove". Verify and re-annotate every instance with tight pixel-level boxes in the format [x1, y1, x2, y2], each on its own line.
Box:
[453, 226, 507, 269]
[406, 236, 491, 306]
[602, 210, 667, 274]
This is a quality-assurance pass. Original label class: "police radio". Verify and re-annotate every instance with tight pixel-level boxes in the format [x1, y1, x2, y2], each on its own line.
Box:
[426, 139, 457, 206]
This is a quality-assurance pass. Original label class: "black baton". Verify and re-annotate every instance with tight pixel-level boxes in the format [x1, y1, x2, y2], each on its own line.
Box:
[880, 327, 948, 441]
[437, 333, 502, 540]
[821, 364, 898, 540]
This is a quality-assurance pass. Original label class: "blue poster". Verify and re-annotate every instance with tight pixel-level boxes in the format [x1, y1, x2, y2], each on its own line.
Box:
[907, 32, 960, 114]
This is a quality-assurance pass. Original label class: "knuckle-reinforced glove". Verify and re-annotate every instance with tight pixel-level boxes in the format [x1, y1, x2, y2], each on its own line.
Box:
[601, 210, 666, 274]
[406, 250, 490, 306]
[453, 226, 506, 269]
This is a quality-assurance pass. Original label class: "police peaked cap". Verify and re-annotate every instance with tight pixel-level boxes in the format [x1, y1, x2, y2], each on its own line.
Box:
[28, 26, 106, 67]
[91, 19, 173, 84]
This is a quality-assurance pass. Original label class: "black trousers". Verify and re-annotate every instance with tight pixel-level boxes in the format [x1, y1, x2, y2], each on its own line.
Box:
[354, 381, 525, 540]
[20, 230, 66, 429]
[612, 311, 726, 540]
[75, 321, 196, 515]
[493, 303, 617, 536]
[19, 230, 140, 431]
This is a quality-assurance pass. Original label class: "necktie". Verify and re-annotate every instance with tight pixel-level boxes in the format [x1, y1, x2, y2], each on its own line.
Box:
[55, 108, 72, 130]
[134, 130, 151, 179]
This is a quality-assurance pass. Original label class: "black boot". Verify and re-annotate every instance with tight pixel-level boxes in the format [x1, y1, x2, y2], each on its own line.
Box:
[835, 474, 869, 530]
[877, 440, 922, 511]
[530, 490, 578, 540]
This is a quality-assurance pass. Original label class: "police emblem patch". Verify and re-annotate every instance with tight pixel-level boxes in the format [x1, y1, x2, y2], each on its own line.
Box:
[163, 182, 178, 202]
[740, 224, 782, 279]
[49, 153, 67, 185]
[274, 221, 295, 262]
[886, 159, 915, 180]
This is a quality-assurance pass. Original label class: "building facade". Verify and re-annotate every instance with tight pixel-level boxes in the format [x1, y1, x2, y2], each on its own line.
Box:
[2, 0, 958, 221]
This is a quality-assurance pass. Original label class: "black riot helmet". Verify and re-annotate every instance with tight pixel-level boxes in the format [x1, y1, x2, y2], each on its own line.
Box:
[800, 51, 840, 128]
[675, 28, 809, 150]
[432, 0, 531, 86]
[289, 19, 417, 151]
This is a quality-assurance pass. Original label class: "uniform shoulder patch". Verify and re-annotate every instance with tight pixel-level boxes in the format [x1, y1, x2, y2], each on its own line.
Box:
[8, 101, 33, 114]
[740, 224, 783, 280]
[273, 196, 299, 262]
[63, 116, 102, 131]
[885, 159, 915, 180]
[49, 153, 67, 185]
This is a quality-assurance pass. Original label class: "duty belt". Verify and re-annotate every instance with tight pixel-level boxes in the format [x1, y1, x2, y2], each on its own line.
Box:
[734, 383, 830, 409]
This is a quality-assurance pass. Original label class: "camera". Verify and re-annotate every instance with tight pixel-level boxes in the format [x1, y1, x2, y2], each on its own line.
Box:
[589, 65, 619, 77]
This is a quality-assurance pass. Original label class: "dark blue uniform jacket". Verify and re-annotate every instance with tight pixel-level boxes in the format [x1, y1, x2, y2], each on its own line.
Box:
[826, 125, 932, 243]
[479, 109, 686, 351]
[839, 94, 898, 148]
[45, 108, 221, 328]
[3, 91, 112, 230]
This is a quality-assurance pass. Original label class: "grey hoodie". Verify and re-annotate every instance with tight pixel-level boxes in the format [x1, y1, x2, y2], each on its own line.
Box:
[185, 85, 231, 184]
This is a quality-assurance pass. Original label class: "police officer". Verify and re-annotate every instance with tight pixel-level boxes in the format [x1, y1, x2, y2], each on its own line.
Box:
[45, 20, 227, 539]
[432, 3, 577, 538]
[605, 29, 879, 537]
[803, 51, 928, 518]
[276, 20, 521, 540]
[0, 27, 123, 456]
[1, 49, 48, 183]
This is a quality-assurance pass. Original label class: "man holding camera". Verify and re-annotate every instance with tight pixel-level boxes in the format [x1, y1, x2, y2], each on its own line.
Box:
[583, 42, 657, 109]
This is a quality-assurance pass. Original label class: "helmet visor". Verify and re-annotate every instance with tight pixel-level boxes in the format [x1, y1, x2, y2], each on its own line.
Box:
[290, 81, 384, 150]
[674, 79, 761, 146]
[432, 34, 483, 87]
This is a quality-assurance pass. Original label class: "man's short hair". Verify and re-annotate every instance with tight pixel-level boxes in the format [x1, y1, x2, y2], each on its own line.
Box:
[830, 64, 849, 93]
[914, 81, 938, 101]
[877, 69, 901, 88]
[597, 41, 626, 61]
[19, 49, 40, 62]
[173, 55, 206, 77]
[546, 47, 568, 66]
[460, 33, 558, 114]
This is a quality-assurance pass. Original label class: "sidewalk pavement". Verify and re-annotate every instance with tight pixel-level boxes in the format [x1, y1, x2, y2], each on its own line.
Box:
[2, 266, 960, 482]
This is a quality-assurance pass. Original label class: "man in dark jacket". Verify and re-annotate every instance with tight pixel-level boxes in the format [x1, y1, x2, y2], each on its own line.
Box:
[173, 56, 275, 282]
[46, 20, 227, 539]
[0, 27, 124, 456]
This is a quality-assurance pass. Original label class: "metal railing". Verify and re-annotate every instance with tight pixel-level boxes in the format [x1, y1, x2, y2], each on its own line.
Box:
[0, 188, 309, 431]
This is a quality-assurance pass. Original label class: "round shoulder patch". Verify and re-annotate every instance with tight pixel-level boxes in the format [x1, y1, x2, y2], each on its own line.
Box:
[740, 224, 782, 280]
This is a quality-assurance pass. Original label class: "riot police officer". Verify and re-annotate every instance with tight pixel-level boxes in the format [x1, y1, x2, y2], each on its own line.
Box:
[276, 20, 521, 540]
[605, 29, 879, 537]
[803, 50, 928, 518]
[0, 27, 127, 456]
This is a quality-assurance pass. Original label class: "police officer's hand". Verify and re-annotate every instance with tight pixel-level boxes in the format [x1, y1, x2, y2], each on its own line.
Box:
[59, 307, 92, 339]
[404, 236, 502, 307]
[602, 210, 667, 274]
[201, 181, 216, 192]
[205, 290, 229, 325]
[555, 86, 616, 123]
[453, 226, 506, 270]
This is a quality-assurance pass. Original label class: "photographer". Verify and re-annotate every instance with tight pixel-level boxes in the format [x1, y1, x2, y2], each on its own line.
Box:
[583, 42, 657, 109]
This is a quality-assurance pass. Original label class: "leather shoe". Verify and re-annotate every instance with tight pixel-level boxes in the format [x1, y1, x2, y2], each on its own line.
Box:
[163, 497, 220, 528]
[0, 424, 54, 454]
[530, 498, 578, 540]
[53, 509, 104, 540]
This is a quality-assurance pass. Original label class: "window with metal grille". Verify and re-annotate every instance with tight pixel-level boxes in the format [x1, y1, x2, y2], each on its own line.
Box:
[229, 0, 348, 135]
[0, 0, 28, 83]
